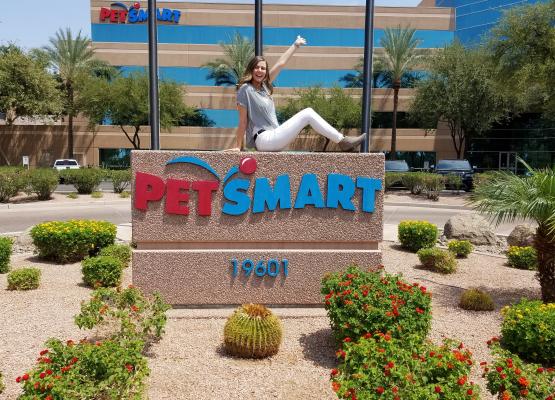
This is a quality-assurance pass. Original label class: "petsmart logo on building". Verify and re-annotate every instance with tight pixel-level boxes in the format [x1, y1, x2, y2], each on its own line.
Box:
[99, 2, 181, 24]
[134, 156, 382, 216]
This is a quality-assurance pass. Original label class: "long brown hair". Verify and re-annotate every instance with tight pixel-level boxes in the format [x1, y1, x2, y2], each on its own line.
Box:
[237, 56, 274, 95]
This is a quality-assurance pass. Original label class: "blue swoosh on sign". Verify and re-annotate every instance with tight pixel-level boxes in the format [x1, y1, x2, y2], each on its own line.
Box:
[166, 156, 221, 180]
[111, 2, 129, 9]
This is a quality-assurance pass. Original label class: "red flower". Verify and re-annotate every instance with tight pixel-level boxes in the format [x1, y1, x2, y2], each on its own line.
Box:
[384, 334, 391, 341]
[22, 373, 29, 381]
[520, 389, 529, 396]
[467, 389, 473, 396]
[70, 357, 78, 364]
[46, 369, 53, 375]
[39, 372, 46, 379]
[518, 377, 529, 387]
[457, 376, 467, 385]
[45, 396, 53, 400]
[362, 290, 369, 297]
[514, 368, 522, 375]
[344, 337, 352, 343]
[330, 369, 339, 376]
[66, 339, 74, 346]
[386, 361, 395, 369]
[434, 386, 442, 393]
[131, 305, 140, 312]
[34, 382, 40, 390]
[392, 386, 398, 394]
[496, 366, 503, 372]
[331, 381, 341, 392]
[40, 349, 49, 356]
[376, 386, 385, 394]
[537, 367, 544, 373]
[126, 364, 134, 372]
[15, 376, 21, 383]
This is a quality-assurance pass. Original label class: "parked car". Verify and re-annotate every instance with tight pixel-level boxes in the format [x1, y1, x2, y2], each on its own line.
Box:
[432, 159, 475, 191]
[385, 160, 410, 172]
[53, 159, 80, 171]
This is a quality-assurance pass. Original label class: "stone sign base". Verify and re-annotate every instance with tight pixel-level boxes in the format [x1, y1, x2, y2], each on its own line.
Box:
[133, 250, 381, 305]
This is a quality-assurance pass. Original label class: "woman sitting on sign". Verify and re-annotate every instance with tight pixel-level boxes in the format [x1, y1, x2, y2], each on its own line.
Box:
[227, 36, 366, 152]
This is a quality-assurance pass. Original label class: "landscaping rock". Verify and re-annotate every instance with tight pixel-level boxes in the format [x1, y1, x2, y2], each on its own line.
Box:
[444, 214, 497, 245]
[507, 224, 536, 247]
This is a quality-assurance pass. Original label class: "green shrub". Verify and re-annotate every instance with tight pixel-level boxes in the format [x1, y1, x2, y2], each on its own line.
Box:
[322, 265, 432, 343]
[25, 168, 59, 200]
[0, 167, 26, 202]
[474, 171, 498, 190]
[397, 220, 438, 252]
[67, 192, 78, 199]
[60, 168, 104, 194]
[448, 239, 473, 258]
[16, 337, 149, 400]
[0, 236, 13, 274]
[81, 256, 123, 288]
[331, 333, 480, 399]
[401, 172, 425, 194]
[7, 267, 41, 290]
[31, 220, 116, 263]
[91, 191, 103, 198]
[417, 247, 457, 273]
[483, 341, 555, 398]
[500, 299, 555, 364]
[506, 246, 538, 270]
[99, 244, 132, 268]
[422, 173, 445, 200]
[119, 191, 131, 198]
[384, 172, 403, 190]
[459, 288, 494, 311]
[224, 304, 283, 358]
[445, 173, 463, 192]
[110, 169, 132, 193]
[74, 286, 170, 345]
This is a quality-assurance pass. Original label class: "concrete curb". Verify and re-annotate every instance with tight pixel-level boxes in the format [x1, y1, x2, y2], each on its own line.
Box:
[384, 201, 473, 210]
[0, 199, 129, 210]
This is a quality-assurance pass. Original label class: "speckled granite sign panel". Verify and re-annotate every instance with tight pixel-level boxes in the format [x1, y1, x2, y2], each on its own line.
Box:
[131, 151, 384, 305]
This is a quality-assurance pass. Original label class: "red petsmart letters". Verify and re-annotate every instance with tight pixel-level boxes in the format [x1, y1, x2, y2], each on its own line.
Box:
[134, 172, 165, 210]
[191, 181, 219, 216]
[99, 8, 111, 21]
[165, 179, 191, 215]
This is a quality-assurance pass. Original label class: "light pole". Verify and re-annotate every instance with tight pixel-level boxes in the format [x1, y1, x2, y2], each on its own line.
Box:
[148, 0, 160, 150]
[361, 0, 375, 153]
[255, 0, 263, 56]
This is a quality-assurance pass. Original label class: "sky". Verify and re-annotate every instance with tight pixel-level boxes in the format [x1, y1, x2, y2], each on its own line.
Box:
[1, 0, 420, 50]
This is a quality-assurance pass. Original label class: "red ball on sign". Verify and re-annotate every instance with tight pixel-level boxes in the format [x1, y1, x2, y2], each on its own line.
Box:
[133, 2, 141, 9]
[239, 157, 257, 175]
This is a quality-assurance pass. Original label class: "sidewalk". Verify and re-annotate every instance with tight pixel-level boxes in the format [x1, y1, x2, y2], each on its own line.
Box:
[384, 192, 473, 210]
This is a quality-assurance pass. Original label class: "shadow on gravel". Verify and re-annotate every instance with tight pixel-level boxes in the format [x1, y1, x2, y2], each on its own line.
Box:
[299, 328, 337, 369]
[389, 244, 415, 254]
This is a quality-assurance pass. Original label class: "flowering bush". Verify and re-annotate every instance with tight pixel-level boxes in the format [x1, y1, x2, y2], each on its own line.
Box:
[74, 286, 170, 346]
[99, 244, 132, 268]
[16, 338, 148, 400]
[483, 340, 555, 399]
[398, 220, 438, 252]
[7, 267, 41, 290]
[447, 240, 473, 258]
[500, 299, 555, 364]
[321, 265, 432, 343]
[417, 247, 457, 274]
[31, 220, 116, 263]
[0, 236, 13, 274]
[506, 246, 538, 270]
[81, 256, 123, 288]
[331, 333, 480, 399]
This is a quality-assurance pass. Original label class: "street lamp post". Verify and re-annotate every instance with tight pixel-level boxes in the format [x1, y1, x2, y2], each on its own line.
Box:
[361, 0, 375, 153]
[255, 0, 263, 56]
[148, 0, 160, 150]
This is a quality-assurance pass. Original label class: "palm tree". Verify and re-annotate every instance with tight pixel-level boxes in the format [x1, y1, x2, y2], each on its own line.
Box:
[203, 32, 255, 86]
[43, 28, 96, 158]
[469, 160, 555, 302]
[378, 27, 421, 160]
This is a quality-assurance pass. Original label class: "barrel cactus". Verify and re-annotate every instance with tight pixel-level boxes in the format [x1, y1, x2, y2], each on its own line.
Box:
[223, 304, 283, 358]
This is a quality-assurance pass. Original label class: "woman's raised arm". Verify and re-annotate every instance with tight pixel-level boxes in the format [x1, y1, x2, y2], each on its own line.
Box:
[269, 36, 306, 83]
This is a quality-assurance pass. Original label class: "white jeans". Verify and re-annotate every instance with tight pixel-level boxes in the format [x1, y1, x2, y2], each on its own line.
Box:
[255, 108, 344, 152]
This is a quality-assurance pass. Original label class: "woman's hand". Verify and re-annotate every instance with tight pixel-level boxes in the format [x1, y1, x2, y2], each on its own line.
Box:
[294, 35, 307, 48]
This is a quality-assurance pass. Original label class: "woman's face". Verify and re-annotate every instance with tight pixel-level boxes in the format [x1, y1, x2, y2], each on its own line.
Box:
[252, 61, 267, 85]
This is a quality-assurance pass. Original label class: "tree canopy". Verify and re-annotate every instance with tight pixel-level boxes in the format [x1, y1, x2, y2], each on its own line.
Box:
[0, 45, 62, 125]
[203, 32, 255, 86]
[409, 43, 508, 159]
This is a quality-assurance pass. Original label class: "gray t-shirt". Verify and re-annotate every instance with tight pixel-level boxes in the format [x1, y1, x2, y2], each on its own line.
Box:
[237, 83, 279, 148]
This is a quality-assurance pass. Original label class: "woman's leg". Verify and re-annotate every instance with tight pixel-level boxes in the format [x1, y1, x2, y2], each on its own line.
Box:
[255, 108, 344, 152]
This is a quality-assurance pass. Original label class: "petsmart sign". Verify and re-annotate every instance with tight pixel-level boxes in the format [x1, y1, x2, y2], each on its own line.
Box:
[131, 151, 384, 305]
[99, 2, 181, 24]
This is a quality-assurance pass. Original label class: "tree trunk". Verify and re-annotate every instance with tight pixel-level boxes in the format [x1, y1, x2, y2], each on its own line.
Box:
[67, 85, 75, 159]
[535, 225, 555, 303]
[390, 81, 400, 160]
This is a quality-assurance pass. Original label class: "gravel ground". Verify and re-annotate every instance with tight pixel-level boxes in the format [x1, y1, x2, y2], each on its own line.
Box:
[0, 242, 541, 400]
